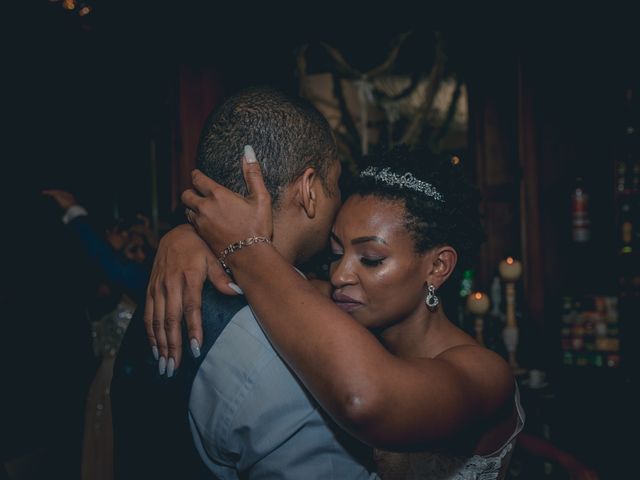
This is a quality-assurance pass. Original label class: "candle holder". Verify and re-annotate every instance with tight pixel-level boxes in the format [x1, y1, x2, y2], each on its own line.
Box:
[466, 292, 490, 346]
[498, 257, 525, 374]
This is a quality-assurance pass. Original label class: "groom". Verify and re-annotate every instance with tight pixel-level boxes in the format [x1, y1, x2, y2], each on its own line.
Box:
[111, 87, 377, 479]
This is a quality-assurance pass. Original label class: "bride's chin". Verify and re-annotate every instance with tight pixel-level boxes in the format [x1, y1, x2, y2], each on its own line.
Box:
[334, 302, 378, 328]
[349, 311, 377, 329]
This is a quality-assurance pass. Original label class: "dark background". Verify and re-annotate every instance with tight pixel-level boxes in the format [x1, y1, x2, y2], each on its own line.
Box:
[6, 3, 636, 219]
[2, 2, 638, 479]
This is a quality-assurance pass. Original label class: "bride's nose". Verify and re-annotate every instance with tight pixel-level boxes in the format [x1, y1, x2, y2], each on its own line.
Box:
[330, 256, 358, 287]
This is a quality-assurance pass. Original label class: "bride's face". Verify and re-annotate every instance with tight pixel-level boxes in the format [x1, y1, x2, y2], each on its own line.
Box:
[329, 194, 430, 329]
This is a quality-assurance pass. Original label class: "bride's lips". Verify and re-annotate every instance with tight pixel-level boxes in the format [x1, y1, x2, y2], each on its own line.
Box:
[332, 292, 364, 312]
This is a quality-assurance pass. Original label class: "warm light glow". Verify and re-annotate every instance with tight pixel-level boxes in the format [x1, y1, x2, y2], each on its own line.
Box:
[62, 0, 76, 10]
[451, 156, 461, 166]
[499, 256, 522, 281]
[79, 6, 91, 16]
[467, 291, 490, 314]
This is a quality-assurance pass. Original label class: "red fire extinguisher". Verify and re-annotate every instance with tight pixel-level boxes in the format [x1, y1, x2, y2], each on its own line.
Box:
[571, 176, 590, 243]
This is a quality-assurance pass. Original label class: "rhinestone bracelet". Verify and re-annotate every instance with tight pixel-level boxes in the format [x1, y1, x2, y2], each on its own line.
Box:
[218, 236, 271, 273]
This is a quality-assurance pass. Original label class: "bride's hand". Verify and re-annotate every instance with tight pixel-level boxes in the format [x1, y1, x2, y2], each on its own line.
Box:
[181, 145, 273, 258]
[144, 223, 238, 373]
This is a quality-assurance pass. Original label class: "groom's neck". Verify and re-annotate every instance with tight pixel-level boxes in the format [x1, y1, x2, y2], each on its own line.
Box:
[270, 214, 301, 266]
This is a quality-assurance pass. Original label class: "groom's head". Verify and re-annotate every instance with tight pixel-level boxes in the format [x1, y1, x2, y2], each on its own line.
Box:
[196, 86, 342, 264]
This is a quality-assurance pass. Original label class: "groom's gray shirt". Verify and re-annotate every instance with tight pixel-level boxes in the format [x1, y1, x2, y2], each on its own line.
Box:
[188, 282, 378, 479]
[112, 279, 377, 479]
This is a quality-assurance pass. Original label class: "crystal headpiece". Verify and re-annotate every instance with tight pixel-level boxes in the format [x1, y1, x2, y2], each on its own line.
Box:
[359, 166, 445, 202]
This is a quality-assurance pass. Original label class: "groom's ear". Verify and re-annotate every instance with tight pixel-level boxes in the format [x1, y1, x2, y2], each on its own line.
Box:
[294, 167, 319, 219]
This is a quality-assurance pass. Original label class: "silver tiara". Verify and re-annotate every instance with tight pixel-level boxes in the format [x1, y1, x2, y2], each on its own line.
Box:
[359, 166, 445, 202]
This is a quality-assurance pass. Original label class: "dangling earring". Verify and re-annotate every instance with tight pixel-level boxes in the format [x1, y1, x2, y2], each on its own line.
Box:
[425, 284, 439, 310]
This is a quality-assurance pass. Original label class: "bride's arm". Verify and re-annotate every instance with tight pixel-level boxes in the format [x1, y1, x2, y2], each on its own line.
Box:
[217, 241, 507, 449]
[184, 157, 512, 450]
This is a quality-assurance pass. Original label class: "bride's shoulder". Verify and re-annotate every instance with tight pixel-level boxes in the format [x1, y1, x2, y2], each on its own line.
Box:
[438, 342, 507, 364]
[435, 344, 514, 411]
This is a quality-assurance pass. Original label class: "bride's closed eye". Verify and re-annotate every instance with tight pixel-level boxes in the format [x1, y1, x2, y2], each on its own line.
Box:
[327, 252, 386, 267]
[360, 257, 385, 267]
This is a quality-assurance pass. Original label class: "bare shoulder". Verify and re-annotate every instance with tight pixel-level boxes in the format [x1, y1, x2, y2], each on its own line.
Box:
[436, 344, 514, 416]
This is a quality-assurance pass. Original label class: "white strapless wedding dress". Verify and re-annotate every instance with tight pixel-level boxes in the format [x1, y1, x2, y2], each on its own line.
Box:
[374, 384, 525, 480]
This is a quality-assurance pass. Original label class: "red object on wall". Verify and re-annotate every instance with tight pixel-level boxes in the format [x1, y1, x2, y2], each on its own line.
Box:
[171, 65, 225, 210]
[571, 176, 590, 243]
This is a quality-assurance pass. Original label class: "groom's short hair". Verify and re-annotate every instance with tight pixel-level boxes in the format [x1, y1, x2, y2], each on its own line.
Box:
[196, 86, 339, 208]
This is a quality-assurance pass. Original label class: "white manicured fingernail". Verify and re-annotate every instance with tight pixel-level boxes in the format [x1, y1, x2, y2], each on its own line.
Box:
[228, 282, 244, 295]
[151, 345, 159, 361]
[244, 145, 257, 163]
[158, 356, 167, 376]
[190, 338, 201, 358]
[166, 357, 175, 378]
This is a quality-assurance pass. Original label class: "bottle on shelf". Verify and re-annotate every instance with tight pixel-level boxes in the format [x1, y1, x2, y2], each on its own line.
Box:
[455, 269, 475, 328]
[615, 156, 637, 196]
[490, 276, 502, 317]
[618, 199, 634, 256]
[622, 86, 638, 193]
[616, 159, 627, 194]
[631, 160, 639, 195]
[571, 176, 590, 243]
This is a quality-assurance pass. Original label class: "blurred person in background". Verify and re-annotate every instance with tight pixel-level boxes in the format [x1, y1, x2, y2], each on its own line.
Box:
[42, 189, 153, 305]
[42, 189, 156, 480]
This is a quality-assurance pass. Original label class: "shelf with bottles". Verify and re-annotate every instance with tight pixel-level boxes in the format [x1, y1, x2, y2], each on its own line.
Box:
[559, 294, 621, 369]
[616, 192, 640, 297]
[614, 84, 640, 296]
[614, 162, 639, 261]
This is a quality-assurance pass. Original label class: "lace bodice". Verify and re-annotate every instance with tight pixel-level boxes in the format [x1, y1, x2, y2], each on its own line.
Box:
[374, 385, 525, 480]
[375, 442, 515, 480]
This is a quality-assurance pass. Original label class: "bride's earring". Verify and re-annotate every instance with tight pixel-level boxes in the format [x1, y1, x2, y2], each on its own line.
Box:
[425, 284, 439, 310]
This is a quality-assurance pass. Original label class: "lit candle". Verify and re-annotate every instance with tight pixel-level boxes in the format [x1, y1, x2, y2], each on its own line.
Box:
[466, 292, 490, 315]
[498, 257, 524, 372]
[467, 291, 490, 347]
[498, 257, 522, 282]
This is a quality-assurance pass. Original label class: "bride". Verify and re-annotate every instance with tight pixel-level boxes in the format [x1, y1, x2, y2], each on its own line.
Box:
[151, 146, 523, 479]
